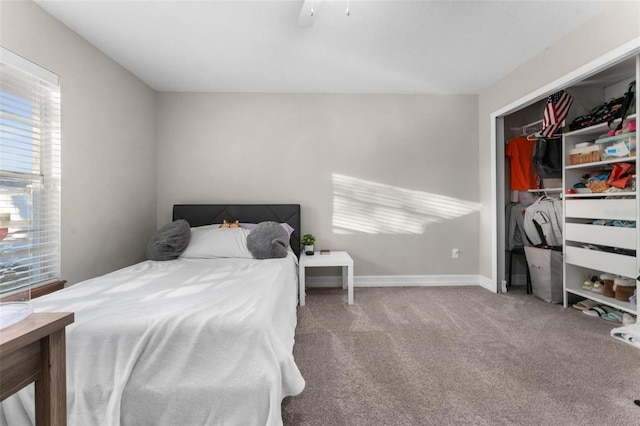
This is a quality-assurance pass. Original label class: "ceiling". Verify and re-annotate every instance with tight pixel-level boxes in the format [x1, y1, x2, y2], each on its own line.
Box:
[33, 0, 615, 94]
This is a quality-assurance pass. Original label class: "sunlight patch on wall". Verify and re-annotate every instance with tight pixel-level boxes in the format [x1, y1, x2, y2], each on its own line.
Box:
[333, 174, 481, 234]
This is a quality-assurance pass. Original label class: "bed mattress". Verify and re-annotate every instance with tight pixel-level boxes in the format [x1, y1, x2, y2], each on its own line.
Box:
[0, 254, 304, 425]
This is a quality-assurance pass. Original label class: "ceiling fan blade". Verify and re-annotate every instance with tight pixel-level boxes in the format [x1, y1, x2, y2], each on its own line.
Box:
[297, 0, 322, 28]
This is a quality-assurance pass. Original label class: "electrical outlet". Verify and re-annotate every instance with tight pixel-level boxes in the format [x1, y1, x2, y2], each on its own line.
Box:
[452, 248, 459, 259]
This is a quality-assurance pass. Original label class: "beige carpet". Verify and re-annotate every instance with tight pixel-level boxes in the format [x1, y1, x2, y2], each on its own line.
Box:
[282, 286, 640, 425]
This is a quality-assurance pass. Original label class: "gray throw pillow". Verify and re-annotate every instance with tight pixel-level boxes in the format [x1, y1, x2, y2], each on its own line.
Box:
[246, 221, 290, 259]
[146, 219, 191, 261]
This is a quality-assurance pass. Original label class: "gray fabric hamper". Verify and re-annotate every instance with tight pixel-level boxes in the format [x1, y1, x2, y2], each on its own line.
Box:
[524, 246, 563, 303]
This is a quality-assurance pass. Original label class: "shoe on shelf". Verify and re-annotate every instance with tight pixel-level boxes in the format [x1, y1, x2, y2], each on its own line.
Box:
[572, 299, 598, 311]
[623, 313, 636, 326]
[591, 280, 604, 294]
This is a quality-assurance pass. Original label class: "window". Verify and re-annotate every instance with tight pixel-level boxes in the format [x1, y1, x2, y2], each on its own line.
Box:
[1, 48, 60, 298]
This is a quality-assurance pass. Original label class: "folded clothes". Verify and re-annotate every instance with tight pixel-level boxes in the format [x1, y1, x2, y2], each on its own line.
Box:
[592, 219, 636, 228]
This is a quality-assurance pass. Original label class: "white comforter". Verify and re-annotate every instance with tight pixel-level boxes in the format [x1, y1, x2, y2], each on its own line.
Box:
[1, 254, 305, 426]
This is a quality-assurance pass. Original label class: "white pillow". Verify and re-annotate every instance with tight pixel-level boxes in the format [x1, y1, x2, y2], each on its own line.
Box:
[180, 226, 252, 259]
[240, 222, 295, 237]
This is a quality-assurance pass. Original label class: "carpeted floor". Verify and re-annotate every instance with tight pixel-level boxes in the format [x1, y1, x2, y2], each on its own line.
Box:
[282, 286, 640, 425]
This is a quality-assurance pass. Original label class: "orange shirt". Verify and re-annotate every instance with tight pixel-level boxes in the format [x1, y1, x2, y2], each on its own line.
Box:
[505, 135, 539, 190]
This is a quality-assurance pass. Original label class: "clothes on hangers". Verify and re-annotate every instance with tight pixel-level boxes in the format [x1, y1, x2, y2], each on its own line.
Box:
[523, 196, 563, 247]
[506, 202, 528, 250]
[505, 135, 539, 191]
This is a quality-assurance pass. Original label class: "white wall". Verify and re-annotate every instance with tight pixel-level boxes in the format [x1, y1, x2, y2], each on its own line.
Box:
[0, 0, 157, 285]
[157, 93, 479, 277]
[478, 2, 640, 281]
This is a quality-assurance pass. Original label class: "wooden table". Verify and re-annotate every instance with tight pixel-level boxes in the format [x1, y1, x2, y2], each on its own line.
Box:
[0, 312, 74, 426]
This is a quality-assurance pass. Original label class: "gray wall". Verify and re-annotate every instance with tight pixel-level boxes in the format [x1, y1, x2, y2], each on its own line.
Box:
[5, 0, 635, 285]
[478, 2, 640, 281]
[0, 0, 158, 285]
[157, 93, 479, 277]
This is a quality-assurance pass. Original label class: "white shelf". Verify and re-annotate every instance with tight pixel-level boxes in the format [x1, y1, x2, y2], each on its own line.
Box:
[564, 191, 636, 198]
[565, 113, 637, 138]
[565, 287, 636, 315]
[565, 156, 636, 170]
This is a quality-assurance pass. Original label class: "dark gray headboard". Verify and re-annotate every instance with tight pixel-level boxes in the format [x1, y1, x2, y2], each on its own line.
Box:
[173, 204, 301, 257]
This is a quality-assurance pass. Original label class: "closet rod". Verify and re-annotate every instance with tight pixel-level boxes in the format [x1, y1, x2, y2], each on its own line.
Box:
[510, 119, 543, 132]
[522, 119, 543, 129]
[527, 187, 562, 193]
[527, 187, 563, 198]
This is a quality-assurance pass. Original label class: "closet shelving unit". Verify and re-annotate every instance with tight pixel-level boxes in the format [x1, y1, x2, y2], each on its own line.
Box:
[560, 53, 639, 315]
[563, 109, 638, 315]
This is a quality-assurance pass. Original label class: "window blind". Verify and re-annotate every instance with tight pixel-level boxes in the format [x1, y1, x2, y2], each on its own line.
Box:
[0, 49, 61, 297]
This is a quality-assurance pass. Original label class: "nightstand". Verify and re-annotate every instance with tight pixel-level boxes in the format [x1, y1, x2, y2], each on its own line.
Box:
[299, 251, 353, 306]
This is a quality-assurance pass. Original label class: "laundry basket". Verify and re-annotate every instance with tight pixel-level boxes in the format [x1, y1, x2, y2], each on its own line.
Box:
[524, 246, 563, 303]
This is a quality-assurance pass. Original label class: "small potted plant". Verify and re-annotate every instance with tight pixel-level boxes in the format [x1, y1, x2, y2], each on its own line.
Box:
[301, 233, 316, 255]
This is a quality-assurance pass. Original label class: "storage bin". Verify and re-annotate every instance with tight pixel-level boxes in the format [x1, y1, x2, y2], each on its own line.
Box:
[596, 133, 636, 160]
[569, 145, 601, 164]
[524, 246, 563, 303]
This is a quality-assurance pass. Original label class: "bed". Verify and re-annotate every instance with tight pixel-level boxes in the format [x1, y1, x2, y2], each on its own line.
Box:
[0, 204, 305, 426]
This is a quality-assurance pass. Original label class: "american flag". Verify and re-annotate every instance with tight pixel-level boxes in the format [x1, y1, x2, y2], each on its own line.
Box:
[541, 90, 573, 137]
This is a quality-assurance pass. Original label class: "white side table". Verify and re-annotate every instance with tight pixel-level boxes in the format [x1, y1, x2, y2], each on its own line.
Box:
[299, 251, 354, 306]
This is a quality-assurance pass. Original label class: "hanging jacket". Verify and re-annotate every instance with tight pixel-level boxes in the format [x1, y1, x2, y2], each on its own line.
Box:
[523, 197, 563, 247]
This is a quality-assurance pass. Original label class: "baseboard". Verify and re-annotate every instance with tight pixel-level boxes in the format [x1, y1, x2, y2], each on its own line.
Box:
[477, 275, 496, 292]
[305, 274, 486, 288]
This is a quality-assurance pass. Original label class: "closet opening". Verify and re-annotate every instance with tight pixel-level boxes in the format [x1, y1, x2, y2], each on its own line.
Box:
[502, 100, 563, 296]
[492, 45, 640, 305]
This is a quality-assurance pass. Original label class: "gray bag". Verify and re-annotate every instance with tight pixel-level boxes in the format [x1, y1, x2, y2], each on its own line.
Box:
[524, 246, 563, 303]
